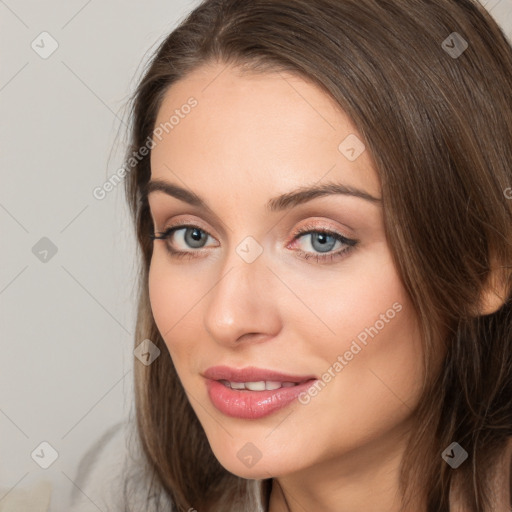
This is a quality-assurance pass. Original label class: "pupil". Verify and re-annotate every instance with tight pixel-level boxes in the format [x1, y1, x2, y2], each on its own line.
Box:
[312, 233, 335, 253]
[186, 228, 206, 248]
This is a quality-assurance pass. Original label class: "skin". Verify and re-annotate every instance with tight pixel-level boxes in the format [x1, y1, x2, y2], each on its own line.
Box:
[147, 61, 440, 512]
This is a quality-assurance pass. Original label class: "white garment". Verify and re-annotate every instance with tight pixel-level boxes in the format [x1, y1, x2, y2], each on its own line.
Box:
[68, 420, 176, 512]
[0, 480, 52, 512]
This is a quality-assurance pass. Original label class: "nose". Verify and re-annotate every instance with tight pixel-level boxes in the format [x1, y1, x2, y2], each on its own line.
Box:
[203, 245, 282, 347]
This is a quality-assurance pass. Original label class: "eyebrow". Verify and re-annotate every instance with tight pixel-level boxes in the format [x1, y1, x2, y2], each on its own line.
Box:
[142, 178, 381, 211]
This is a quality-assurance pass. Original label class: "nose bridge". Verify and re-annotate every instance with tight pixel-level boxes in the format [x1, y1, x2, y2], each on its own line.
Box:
[203, 236, 281, 345]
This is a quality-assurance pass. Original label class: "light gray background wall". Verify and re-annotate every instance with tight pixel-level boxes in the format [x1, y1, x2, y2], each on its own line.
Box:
[0, 1, 196, 510]
[1, 1, 511, 511]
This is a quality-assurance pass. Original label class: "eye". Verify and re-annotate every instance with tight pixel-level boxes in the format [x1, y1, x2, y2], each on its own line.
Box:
[149, 225, 217, 258]
[290, 226, 358, 263]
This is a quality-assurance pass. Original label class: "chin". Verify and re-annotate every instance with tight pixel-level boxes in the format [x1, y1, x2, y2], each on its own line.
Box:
[207, 440, 302, 480]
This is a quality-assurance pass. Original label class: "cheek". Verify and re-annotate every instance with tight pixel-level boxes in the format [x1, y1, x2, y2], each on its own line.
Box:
[280, 240, 414, 362]
[284, 244, 423, 425]
[148, 258, 175, 336]
[147, 254, 200, 355]
[314, 303, 422, 460]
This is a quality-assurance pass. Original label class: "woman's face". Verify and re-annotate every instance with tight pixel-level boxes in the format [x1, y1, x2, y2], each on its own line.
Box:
[147, 62, 424, 480]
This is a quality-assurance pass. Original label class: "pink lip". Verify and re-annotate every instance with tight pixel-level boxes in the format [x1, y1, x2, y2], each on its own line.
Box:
[203, 365, 318, 419]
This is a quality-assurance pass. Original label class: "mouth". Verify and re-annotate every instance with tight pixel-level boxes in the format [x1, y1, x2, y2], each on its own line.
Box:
[217, 379, 301, 391]
[202, 366, 318, 419]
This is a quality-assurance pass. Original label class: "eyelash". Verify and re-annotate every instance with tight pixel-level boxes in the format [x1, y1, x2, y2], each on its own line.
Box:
[149, 222, 358, 264]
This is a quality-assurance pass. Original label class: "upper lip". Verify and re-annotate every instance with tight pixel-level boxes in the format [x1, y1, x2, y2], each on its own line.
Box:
[203, 365, 317, 383]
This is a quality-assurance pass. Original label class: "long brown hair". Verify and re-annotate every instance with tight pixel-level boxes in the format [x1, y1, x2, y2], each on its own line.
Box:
[123, 1, 512, 510]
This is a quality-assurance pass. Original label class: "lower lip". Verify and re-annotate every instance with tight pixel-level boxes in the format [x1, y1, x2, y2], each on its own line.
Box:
[205, 378, 318, 419]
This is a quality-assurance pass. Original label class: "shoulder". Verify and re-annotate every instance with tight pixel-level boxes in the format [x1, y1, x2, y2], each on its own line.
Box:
[69, 419, 176, 512]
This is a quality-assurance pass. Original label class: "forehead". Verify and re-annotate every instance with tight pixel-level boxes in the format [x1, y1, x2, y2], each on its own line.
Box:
[150, 63, 380, 201]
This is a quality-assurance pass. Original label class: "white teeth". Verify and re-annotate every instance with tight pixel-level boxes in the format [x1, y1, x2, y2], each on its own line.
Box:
[245, 381, 266, 391]
[221, 380, 299, 390]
